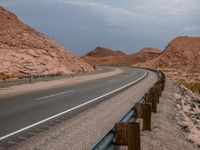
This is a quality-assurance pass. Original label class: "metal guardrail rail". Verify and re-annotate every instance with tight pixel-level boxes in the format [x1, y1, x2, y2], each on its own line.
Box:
[0, 66, 110, 88]
[90, 69, 165, 150]
[0, 70, 100, 88]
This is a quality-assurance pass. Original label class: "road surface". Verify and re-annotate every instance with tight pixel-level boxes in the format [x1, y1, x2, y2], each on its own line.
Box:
[0, 67, 148, 142]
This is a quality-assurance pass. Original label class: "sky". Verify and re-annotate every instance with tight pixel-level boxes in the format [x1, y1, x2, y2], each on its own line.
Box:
[0, 0, 200, 56]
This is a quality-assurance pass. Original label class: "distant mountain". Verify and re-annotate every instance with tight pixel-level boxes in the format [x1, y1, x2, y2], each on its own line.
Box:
[0, 7, 94, 78]
[130, 47, 161, 64]
[84, 47, 127, 57]
[81, 47, 161, 66]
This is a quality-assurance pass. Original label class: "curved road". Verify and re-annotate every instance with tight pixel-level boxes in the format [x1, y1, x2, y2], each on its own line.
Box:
[0, 67, 147, 141]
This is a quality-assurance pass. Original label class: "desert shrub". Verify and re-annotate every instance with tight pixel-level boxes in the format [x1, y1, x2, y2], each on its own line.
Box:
[0, 73, 9, 81]
[188, 82, 200, 94]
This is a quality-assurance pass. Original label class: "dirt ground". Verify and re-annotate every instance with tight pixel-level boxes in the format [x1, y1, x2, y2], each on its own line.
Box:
[140, 77, 198, 150]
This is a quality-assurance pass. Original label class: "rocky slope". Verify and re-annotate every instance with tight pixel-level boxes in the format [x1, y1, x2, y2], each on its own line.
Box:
[175, 84, 200, 146]
[81, 47, 161, 66]
[135, 36, 200, 85]
[136, 36, 200, 73]
[130, 47, 161, 64]
[0, 7, 94, 78]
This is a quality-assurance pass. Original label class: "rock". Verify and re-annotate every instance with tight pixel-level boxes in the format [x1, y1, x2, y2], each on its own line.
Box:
[174, 93, 181, 101]
[196, 126, 200, 130]
[190, 115, 196, 122]
[176, 104, 182, 110]
[177, 121, 188, 129]
[196, 119, 200, 124]
[187, 111, 199, 116]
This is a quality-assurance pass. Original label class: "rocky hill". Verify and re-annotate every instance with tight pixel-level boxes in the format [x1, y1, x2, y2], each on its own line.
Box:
[84, 47, 126, 57]
[0, 7, 94, 78]
[137, 36, 200, 72]
[130, 47, 161, 64]
[82, 47, 161, 66]
[136, 36, 200, 85]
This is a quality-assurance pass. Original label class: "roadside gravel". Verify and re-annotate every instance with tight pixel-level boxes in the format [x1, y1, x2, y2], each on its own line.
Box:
[140, 77, 197, 150]
[9, 71, 158, 150]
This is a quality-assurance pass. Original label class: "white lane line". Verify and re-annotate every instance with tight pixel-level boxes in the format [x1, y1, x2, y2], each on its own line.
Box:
[35, 90, 74, 101]
[0, 71, 147, 141]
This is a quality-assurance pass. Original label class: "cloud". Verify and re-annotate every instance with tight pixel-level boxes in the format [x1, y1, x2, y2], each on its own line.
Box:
[53, 0, 160, 28]
[53, 0, 200, 28]
[182, 25, 199, 32]
[1, 0, 199, 55]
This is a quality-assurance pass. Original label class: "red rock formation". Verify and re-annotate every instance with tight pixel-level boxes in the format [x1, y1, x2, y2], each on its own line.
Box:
[136, 36, 200, 74]
[130, 47, 161, 64]
[82, 47, 161, 66]
[84, 47, 127, 57]
[0, 7, 94, 77]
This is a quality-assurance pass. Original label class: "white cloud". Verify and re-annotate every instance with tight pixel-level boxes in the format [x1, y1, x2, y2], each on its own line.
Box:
[54, 0, 160, 28]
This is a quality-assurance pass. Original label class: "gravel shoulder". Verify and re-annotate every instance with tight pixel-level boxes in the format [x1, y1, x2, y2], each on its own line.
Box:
[9, 71, 158, 150]
[140, 77, 198, 150]
[0, 67, 123, 99]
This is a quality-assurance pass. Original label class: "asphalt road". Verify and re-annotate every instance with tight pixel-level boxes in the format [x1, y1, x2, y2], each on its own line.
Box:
[0, 67, 147, 141]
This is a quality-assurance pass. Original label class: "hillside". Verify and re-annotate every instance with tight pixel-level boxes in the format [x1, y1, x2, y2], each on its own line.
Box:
[136, 36, 200, 85]
[137, 36, 200, 72]
[130, 47, 161, 64]
[82, 47, 161, 66]
[0, 7, 94, 78]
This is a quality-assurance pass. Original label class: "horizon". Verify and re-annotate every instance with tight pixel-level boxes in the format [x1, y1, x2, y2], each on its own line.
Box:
[0, 0, 200, 56]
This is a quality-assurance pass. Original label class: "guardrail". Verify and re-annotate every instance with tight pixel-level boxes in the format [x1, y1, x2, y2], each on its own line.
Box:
[0, 71, 94, 88]
[91, 69, 165, 150]
[0, 74, 70, 87]
[0, 66, 110, 88]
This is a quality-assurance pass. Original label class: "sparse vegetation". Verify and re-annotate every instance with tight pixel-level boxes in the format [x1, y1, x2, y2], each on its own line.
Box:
[188, 82, 200, 94]
[178, 79, 200, 94]
[0, 73, 9, 82]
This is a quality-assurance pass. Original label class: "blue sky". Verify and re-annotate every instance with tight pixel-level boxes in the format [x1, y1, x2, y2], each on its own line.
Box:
[0, 0, 200, 56]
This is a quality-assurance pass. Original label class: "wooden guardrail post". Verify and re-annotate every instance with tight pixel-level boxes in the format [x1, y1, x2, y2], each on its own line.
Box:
[157, 82, 161, 97]
[135, 103, 143, 118]
[127, 123, 140, 150]
[115, 122, 141, 150]
[142, 103, 151, 131]
[152, 85, 159, 104]
[150, 88, 157, 113]
[156, 84, 160, 103]
[135, 102, 151, 131]
[144, 92, 151, 103]
[29, 75, 32, 83]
